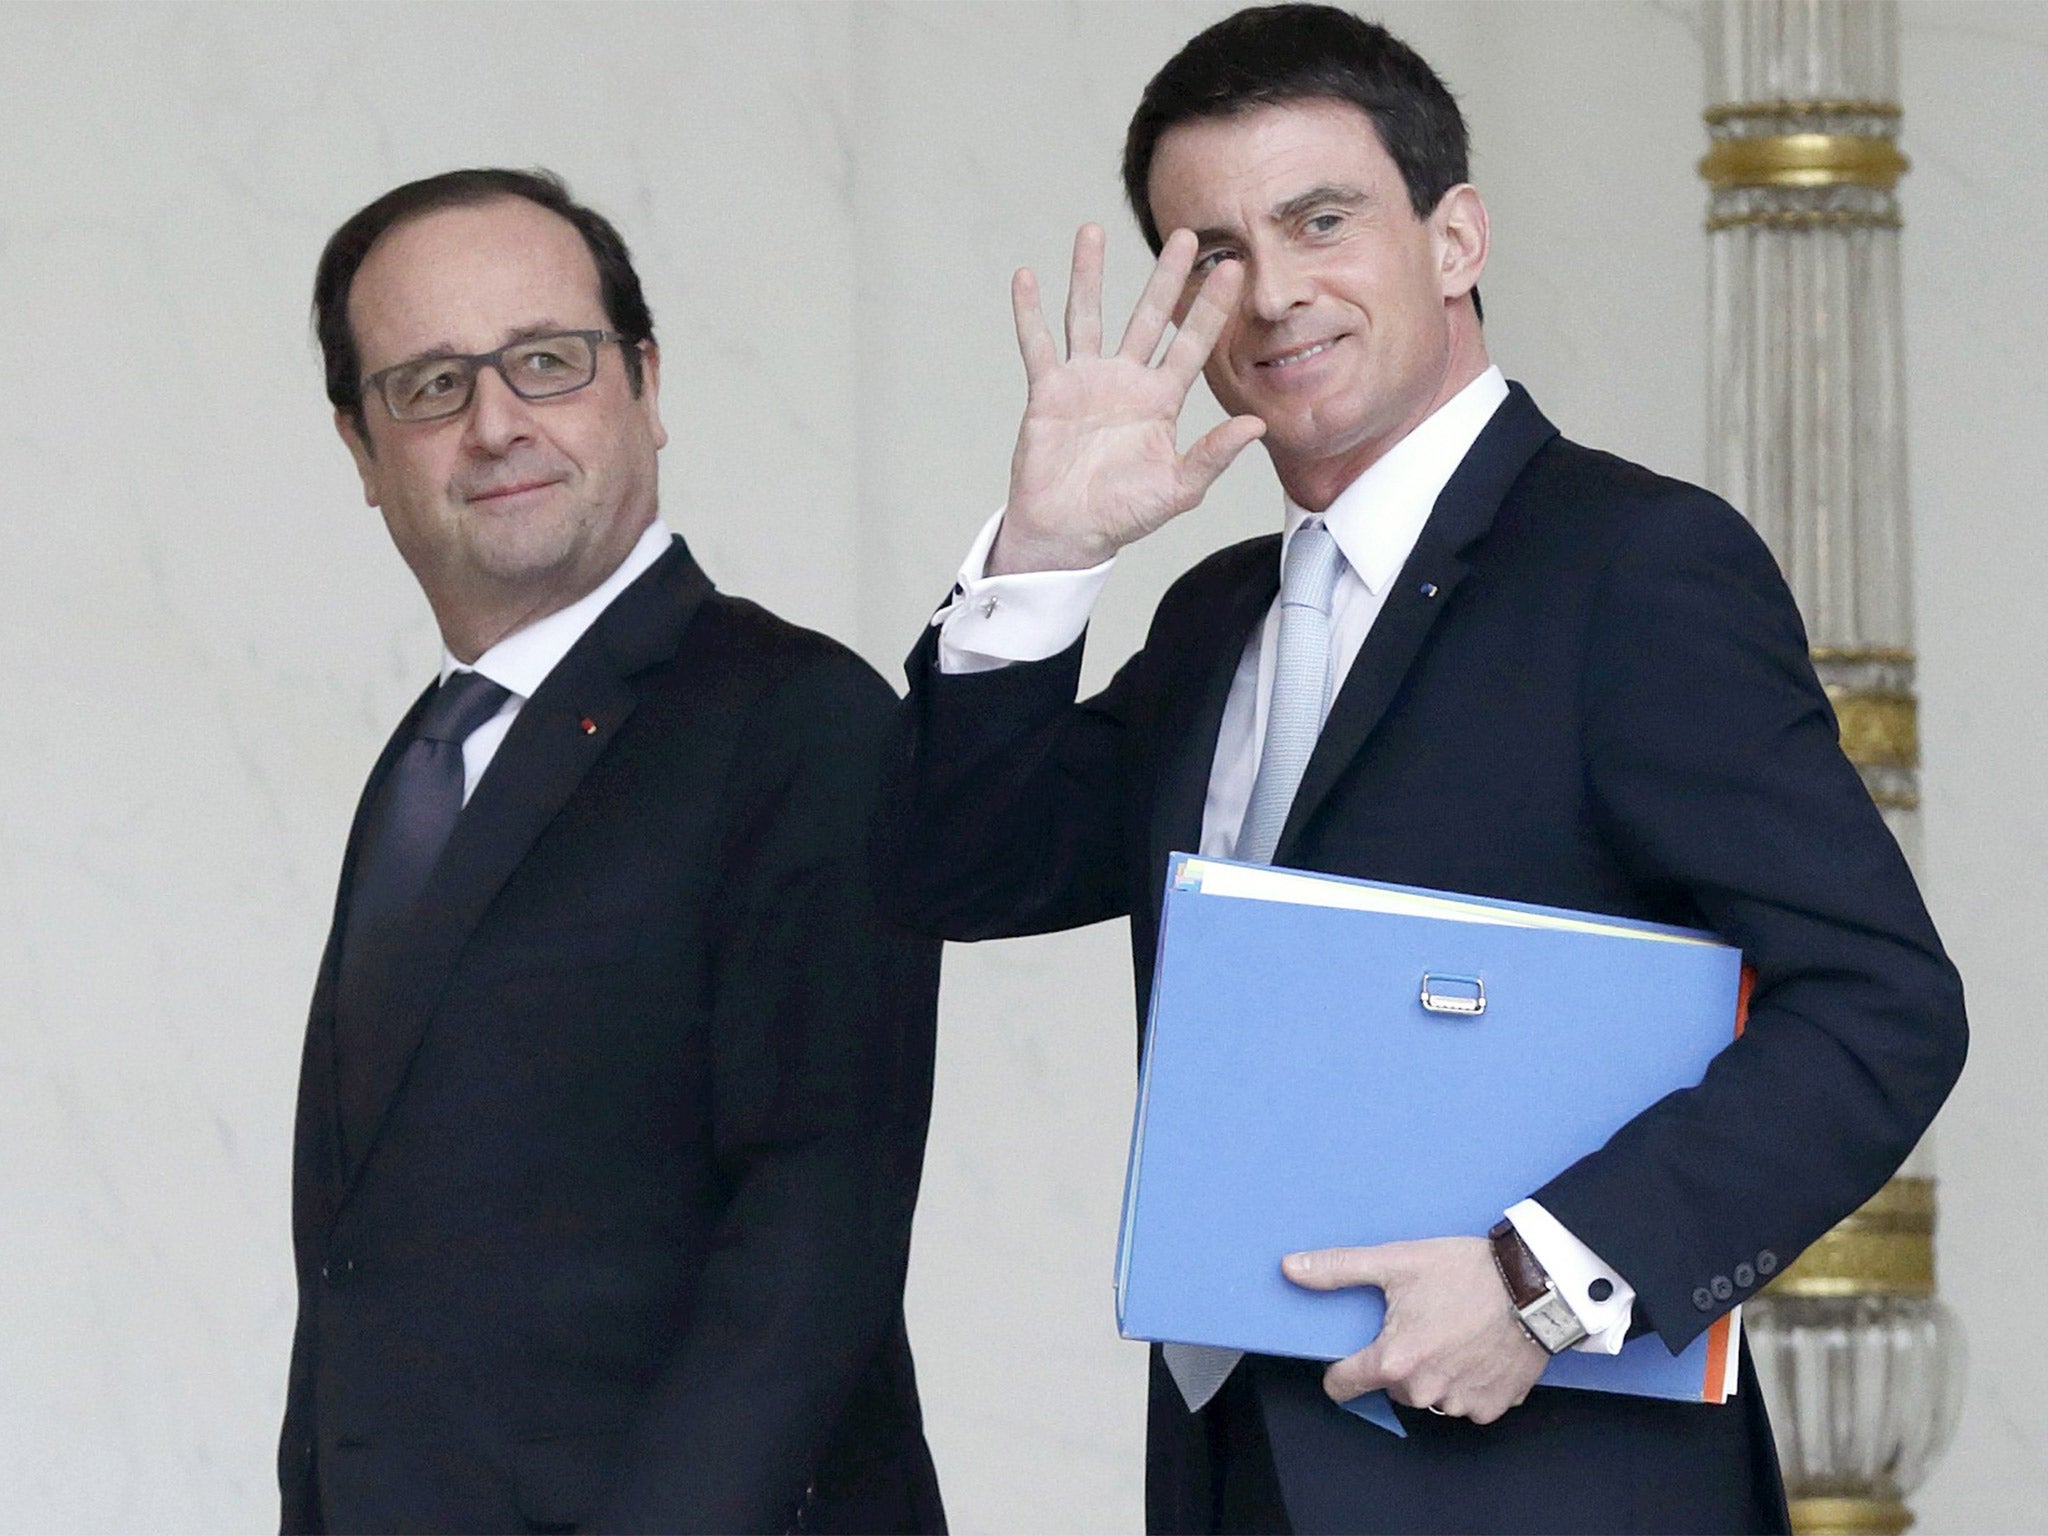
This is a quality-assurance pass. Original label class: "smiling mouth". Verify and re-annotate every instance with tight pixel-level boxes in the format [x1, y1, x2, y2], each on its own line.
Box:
[1256, 337, 1344, 370]
[466, 479, 558, 504]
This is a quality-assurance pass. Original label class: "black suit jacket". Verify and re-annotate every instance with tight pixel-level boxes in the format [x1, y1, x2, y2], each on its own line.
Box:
[280, 538, 946, 1535]
[875, 387, 1966, 1533]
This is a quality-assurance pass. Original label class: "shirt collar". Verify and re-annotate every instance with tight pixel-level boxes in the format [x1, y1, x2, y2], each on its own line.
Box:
[440, 520, 674, 697]
[1281, 365, 1510, 595]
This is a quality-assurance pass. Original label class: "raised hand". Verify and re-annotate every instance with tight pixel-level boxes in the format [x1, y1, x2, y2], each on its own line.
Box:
[990, 224, 1266, 575]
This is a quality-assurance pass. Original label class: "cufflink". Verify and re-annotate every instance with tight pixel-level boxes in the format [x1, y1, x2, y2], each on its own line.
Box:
[1588, 1277, 1614, 1304]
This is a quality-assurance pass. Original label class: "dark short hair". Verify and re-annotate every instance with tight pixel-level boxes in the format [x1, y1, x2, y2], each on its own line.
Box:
[1122, 4, 1473, 249]
[313, 167, 656, 435]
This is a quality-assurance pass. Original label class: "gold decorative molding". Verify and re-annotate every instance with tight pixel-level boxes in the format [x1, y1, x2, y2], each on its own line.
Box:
[1789, 1496, 1914, 1536]
[1700, 133, 1909, 191]
[1768, 1177, 1936, 1299]
[1811, 646, 1915, 666]
[1705, 99, 1903, 126]
[1868, 789, 1921, 813]
[1707, 209, 1901, 232]
[1828, 688, 1918, 769]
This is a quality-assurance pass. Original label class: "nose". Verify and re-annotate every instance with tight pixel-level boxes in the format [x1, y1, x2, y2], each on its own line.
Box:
[461, 363, 536, 456]
[1244, 244, 1315, 324]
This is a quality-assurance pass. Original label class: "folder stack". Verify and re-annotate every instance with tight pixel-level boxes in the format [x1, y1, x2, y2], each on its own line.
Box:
[1116, 854, 1743, 1411]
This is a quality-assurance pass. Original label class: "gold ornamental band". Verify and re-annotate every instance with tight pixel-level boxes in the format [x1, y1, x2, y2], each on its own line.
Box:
[1767, 1177, 1936, 1298]
[1789, 1496, 1915, 1536]
[1811, 646, 1915, 666]
[1704, 99, 1903, 127]
[1699, 133, 1909, 191]
[1827, 688, 1918, 770]
[1706, 210, 1901, 233]
[1869, 789, 1921, 813]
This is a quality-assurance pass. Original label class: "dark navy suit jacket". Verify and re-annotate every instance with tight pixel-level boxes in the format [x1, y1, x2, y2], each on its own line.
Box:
[875, 387, 1964, 1533]
[281, 539, 945, 1534]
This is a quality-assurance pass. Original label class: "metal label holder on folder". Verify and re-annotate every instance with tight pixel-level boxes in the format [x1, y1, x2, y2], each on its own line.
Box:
[1419, 972, 1486, 1016]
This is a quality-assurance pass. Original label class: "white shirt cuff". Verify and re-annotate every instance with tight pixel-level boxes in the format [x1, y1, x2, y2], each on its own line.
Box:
[1505, 1198, 1636, 1355]
[931, 508, 1115, 675]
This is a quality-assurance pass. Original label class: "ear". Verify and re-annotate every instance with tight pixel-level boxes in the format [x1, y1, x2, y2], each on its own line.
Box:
[1430, 184, 1489, 305]
[335, 408, 382, 508]
[637, 341, 668, 451]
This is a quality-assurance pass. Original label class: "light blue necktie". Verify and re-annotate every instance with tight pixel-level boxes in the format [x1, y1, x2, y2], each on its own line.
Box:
[1164, 517, 1346, 1413]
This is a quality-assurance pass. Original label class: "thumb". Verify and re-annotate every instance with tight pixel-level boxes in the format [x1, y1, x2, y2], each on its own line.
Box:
[1282, 1242, 1396, 1293]
[1178, 414, 1266, 499]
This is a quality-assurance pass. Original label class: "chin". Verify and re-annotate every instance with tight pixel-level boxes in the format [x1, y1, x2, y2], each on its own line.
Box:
[468, 520, 584, 583]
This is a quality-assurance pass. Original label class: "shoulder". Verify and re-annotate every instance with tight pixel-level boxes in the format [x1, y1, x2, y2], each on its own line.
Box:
[1540, 436, 1761, 544]
[678, 591, 897, 735]
[1166, 533, 1278, 598]
[1488, 434, 1789, 617]
[1514, 440, 1817, 692]
[1147, 532, 1276, 634]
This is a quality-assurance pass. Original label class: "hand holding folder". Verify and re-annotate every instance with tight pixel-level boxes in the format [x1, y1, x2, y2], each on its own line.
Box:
[1116, 855, 1745, 1432]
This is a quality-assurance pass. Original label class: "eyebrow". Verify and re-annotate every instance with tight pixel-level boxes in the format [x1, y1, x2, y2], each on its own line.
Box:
[380, 320, 574, 372]
[1271, 183, 1371, 222]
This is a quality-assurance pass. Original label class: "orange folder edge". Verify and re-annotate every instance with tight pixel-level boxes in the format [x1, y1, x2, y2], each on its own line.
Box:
[1697, 962, 1757, 1403]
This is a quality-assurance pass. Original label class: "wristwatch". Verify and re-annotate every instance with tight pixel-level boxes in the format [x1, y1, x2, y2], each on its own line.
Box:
[1488, 1219, 1590, 1354]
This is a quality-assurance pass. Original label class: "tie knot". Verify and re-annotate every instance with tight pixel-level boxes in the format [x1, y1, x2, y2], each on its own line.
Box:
[1280, 518, 1344, 617]
[418, 671, 512, 745]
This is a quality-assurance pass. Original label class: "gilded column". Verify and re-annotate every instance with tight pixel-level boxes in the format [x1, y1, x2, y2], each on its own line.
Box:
[1701, 4, 1962, 1532]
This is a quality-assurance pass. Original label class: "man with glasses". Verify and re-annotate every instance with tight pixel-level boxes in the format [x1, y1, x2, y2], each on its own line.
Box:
[280, 168, 945, 1535]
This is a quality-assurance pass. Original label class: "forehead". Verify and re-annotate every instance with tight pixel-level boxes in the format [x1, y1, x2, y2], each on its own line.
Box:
[347, 197, 606, 366]
[1148, 98, 1402, 225]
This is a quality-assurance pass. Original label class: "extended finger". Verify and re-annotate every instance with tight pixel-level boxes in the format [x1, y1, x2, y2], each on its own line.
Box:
[1283, 1243, 1395, 1292]
[1064, 224, 1106, 360]
[1117, 228, 1199, 363]
[1012, 268, 1058, 383]
[1178, 414, 1266, 500]
[1158, 257, 1245, 386]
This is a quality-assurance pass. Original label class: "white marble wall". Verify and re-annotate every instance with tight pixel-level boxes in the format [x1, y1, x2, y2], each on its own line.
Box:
[0, 2, 2038, 1530]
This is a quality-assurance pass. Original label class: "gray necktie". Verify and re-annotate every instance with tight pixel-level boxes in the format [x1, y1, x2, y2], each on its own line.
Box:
[1163, 517, 1345, 1413]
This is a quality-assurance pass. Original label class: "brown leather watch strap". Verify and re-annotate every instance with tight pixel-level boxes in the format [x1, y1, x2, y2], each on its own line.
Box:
[1488, 1218, 1550, 1309]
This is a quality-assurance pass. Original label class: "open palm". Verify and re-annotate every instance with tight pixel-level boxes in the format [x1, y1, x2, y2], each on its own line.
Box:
[994, 226, 1265, 575]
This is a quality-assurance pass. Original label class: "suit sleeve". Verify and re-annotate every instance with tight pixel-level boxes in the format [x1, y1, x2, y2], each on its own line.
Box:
[593, 653, 941, 1534]
[1533, 493, 1966, 1351]
[871, 624, 1140, 940]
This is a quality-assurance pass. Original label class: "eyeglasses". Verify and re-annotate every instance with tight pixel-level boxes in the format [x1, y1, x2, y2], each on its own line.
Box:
[363, 329, 630, 423]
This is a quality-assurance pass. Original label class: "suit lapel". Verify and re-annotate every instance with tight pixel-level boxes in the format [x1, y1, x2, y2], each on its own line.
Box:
[305, 683, 435, 1214]
[333, 538, 712, 1198]
[1146, 539, 1279, 887]
[1275, 385, 1560, 862]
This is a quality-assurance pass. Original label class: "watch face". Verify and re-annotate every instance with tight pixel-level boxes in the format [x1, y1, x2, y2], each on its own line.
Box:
[1521, 1292, 1589, 1354]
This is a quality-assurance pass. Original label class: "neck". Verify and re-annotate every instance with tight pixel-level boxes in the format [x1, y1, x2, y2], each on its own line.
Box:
[439, 597, 563, 665]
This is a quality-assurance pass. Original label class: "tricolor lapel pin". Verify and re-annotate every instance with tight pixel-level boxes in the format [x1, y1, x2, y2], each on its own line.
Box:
[579, 716, 598, 735]
[1419, 582, 1439, 599]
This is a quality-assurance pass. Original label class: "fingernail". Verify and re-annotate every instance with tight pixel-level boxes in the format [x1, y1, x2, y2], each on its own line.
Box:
[1282, 1252, 1310, 1277]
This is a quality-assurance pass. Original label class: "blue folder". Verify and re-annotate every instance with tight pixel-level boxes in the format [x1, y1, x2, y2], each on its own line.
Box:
[1116, 854, 1742, 1426]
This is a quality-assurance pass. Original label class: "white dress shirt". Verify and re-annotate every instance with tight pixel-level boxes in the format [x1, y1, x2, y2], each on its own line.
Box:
[934, 367, 1641, 1353]
[439, 520, 673, 804]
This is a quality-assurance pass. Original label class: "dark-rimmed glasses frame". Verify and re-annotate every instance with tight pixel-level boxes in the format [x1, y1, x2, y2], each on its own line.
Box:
[364, 330, 631, 423]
